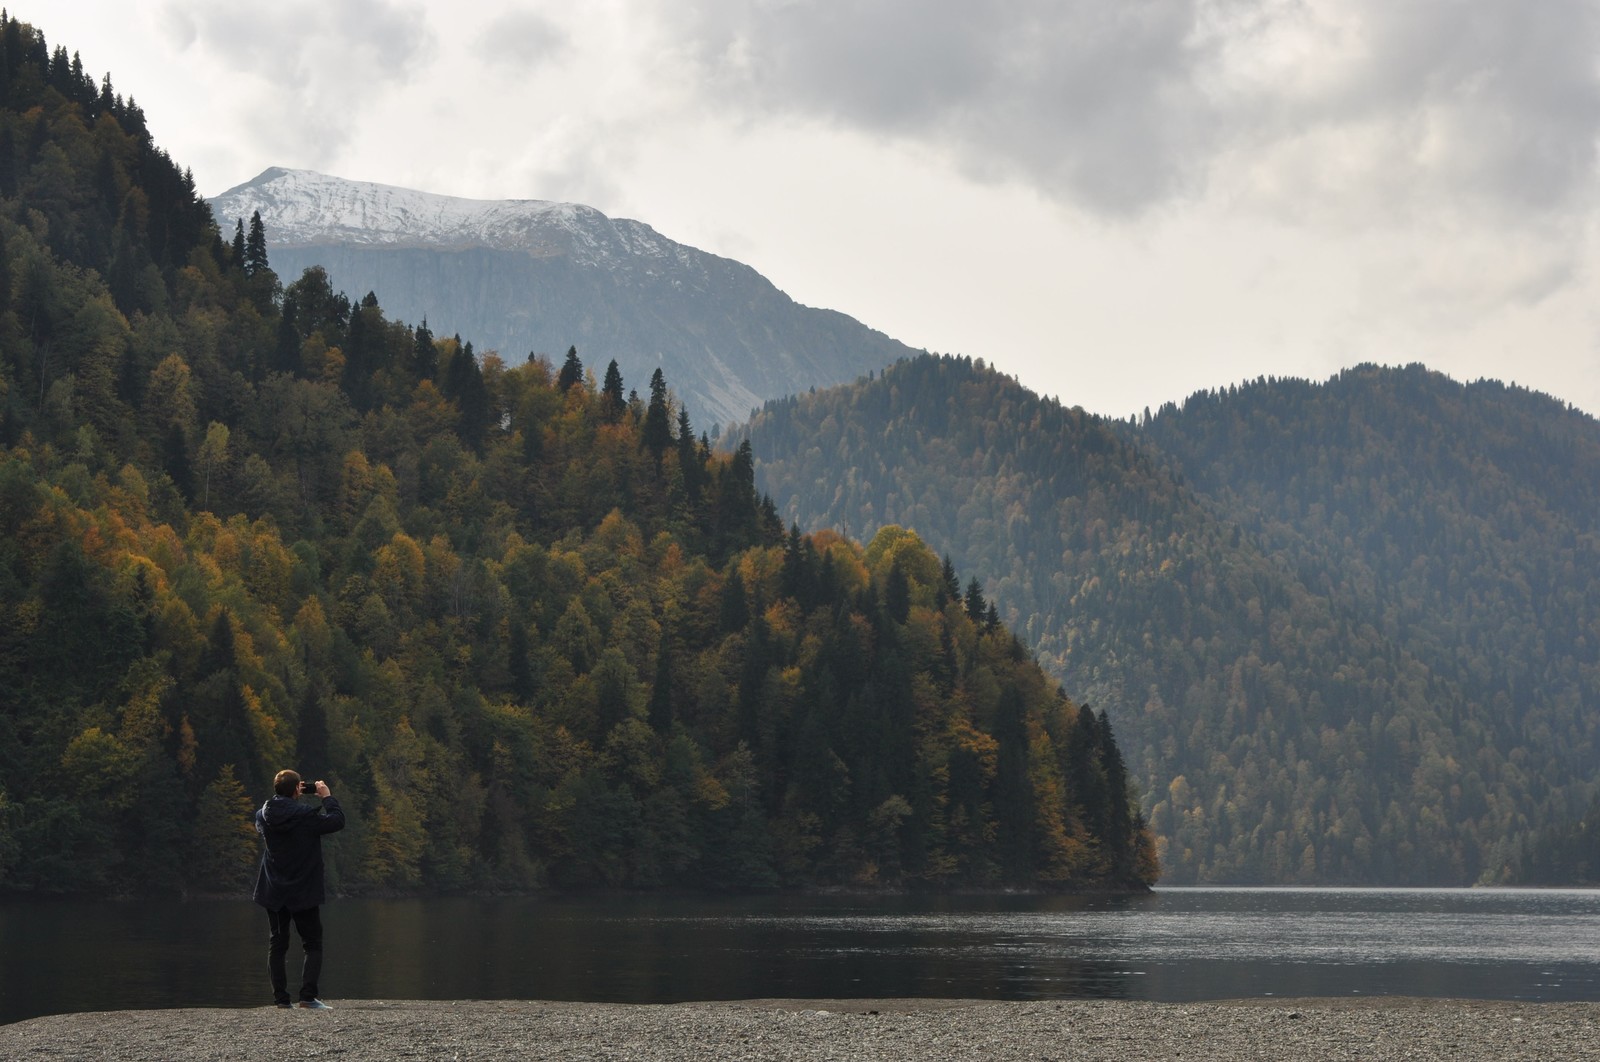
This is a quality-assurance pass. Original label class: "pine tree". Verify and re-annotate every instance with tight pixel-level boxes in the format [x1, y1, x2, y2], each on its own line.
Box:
[443, 340, 491, 452]
[556, 345, 583, 393]
[242, 210, 277, 311]
[601, 359, 625, 421]
[719, 566, 749, 633]
[295, 683, 329, 772]
[341, 294, 378, 411]
[643, 367, 672, 463]
[939, 556, 961, 607]
[964, 578, 986, 623]
[193, 610, 261, 795]
[675, 407, 701, 499]
[244, 210, 269, 277]
[413, 320, 437, 380]
[992, 684, 1035, 881]
[190, 765, 259, 893]
[1096, 709, 1134, 868]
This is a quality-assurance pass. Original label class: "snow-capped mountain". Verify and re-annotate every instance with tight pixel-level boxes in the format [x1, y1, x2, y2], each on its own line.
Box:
[209, 168, 919, 430]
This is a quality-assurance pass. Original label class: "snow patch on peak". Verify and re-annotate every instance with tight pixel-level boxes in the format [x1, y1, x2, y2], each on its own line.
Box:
[208, 168, 673, 267]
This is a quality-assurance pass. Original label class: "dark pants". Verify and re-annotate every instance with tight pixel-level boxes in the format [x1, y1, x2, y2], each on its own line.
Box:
[267, 906, 324, 1005]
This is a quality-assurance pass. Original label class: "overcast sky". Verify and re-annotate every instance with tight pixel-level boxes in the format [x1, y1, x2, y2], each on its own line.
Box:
[43, 0, 1600, 418]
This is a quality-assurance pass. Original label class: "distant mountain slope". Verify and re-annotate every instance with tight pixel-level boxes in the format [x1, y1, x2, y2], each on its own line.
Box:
[1139, 365, 1600, 852]
[742, 355, 1600, 884]
[210, 168, 919, 430]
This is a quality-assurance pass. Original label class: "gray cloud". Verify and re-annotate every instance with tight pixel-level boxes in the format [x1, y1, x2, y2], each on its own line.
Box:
[165, 0, 435, 162]
[689, 0, 1211, 215]
[476, 9, 569, 71]
[1348, 0, 1600, 211]
[678, 0, 1600, 221]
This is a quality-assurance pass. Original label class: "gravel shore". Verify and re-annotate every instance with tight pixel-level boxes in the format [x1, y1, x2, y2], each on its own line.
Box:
[2, 997, 1596, 1061]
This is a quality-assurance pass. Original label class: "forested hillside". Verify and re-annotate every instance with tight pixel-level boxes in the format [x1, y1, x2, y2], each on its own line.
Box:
[1138, 367, 1600, 885]
[0, 16, 1157, 896]
[743, 354, 1600, 884]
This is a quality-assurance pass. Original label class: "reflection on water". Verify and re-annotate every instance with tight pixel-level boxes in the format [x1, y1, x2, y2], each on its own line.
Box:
[2, 888, 1598, 1024]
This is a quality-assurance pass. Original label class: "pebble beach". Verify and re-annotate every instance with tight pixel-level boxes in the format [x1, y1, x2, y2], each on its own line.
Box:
[3, 997, 1597, 1061]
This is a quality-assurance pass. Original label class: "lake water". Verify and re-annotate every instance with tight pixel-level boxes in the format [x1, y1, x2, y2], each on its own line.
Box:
[2, 888, 1598, 1024]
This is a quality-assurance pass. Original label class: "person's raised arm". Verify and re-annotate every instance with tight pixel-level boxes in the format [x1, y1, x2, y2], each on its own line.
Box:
[310, 782, 345, 832]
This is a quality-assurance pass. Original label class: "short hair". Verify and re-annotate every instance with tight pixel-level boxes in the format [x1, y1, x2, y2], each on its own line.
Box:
[273, 770, 303, 798]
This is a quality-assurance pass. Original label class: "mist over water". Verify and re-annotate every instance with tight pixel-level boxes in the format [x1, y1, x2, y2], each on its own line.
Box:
[3, 888, 1597, 1024]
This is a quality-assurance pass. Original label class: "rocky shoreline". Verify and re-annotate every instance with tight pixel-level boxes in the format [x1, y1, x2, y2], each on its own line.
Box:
[3, 997, 1597, 1061]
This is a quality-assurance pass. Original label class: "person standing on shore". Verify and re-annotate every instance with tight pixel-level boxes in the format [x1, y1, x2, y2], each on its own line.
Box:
[253, 769, 345, 1010]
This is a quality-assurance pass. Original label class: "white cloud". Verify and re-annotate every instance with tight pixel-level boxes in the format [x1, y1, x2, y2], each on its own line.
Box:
[158, 0, 436, 167]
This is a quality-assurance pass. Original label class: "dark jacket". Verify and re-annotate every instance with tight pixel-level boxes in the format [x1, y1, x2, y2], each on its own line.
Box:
[253, 794, 345, 911]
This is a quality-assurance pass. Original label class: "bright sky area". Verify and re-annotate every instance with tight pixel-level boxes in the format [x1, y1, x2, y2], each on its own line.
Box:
[39, 0, 1600, 419]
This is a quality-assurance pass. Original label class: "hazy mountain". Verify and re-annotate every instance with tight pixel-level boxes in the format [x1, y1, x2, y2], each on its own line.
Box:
[742, 355, 1600, 885]
[209, 168, 919, 430]
[1139, 365, 1600, 877]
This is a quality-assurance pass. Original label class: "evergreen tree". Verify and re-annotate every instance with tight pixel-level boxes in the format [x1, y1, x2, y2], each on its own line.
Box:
[601, 359, 626, 421]
[993, 684, 1035, 882]
[1097, 709, 1134, 862]
[939, 556, 961, 607]
[244, 210, 269, 277]
[964, 578, 986, 624]
[443, 339, 490, 452]
[192, 610, 261, 795]
[242, 211, 277, 310]
[413, 320, 437, 380]
[295, 683, 329, 772]
[190, 765, 259, 893]
[719, 566, 749, 633]
[556, 345, 583, 393]
[643, 367, 672, 463]
[341, 294, 380, 411]
[676, 407, 702, 499]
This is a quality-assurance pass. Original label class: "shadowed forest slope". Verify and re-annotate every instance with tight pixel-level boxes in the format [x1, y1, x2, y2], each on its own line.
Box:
[743, 355, 1600, 884]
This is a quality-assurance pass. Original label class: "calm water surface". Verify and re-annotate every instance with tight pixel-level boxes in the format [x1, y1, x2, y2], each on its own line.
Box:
[2, 888, 1597, 1023]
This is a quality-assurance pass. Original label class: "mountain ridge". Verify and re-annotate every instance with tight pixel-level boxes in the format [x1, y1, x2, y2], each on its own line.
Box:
[741, 354, 1600, 884]
[214, 168, 680, 260]
[209, 168, 920, 431]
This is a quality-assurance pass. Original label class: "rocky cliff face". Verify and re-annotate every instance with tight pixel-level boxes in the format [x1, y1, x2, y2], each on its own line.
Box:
[211, 169, 918, 429]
